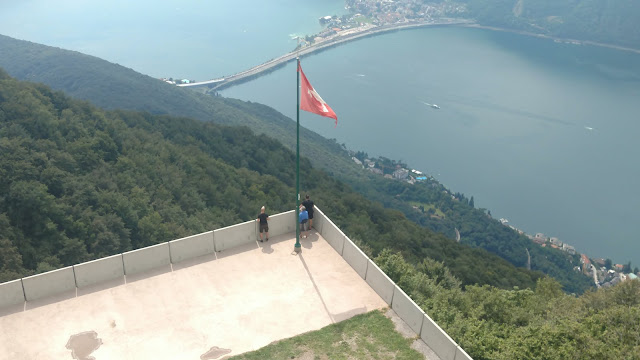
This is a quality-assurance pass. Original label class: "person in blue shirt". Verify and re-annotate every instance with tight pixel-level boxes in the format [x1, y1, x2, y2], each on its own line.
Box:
[299, 205, 309, 239]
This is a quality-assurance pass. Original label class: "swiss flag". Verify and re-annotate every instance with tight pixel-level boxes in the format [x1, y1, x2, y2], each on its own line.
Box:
[298, 63, 337, 126]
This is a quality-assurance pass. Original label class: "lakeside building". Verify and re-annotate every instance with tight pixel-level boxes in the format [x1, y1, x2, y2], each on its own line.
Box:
[393, 168, 409, 180]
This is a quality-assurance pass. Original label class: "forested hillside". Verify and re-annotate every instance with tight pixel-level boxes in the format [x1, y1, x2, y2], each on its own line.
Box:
[376, 250, 640, 359]
[460, 0, 640, 48]
[0, 69, 545, 290]
[0, 34, 593, 293]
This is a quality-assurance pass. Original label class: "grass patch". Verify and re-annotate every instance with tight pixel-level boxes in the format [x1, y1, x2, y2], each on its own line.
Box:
[230, 309, 423, 360]
[353, 16, 374, 24]
[408, 201, 446, 218]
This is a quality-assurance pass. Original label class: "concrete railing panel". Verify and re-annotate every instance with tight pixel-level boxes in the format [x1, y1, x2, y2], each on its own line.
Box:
[214, 220, 256, 251]
[22, 266, 76, 302]
[456, 346, 473, 360]
[169, 231, 215, 263]
[320, 218, 345, 255]
[267, 211, 296, 238]
[74, 254, 124, 288]
[342, 237, 369, 279]
[391, 285, 424, 334]
[312, 206, 326, 233]
[0, 279, 25, 308]
[365, 259, 394, 305]
[122, 243, 170, 276]
[421, 314, 458, 360]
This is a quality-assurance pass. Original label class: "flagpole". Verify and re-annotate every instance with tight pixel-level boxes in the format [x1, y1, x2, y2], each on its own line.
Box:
[294, 57, 301, 253]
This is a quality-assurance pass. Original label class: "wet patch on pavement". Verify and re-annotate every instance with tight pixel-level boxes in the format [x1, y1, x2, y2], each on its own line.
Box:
[66, 331, 103, 360]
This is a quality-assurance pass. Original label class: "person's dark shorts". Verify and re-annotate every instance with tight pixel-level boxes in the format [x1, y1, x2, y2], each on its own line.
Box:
[307, 211, 314, 219]
[300, 219, 308, 230]
[260, 224, 269, 233]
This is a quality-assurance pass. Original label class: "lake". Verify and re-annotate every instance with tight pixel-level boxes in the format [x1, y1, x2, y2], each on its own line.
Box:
[1, 2, 639, 266]
[222, 27, 640, 266]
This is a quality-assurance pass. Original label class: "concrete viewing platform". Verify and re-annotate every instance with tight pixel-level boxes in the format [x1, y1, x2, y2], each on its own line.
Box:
[0, 231, 386, 359]
[0, 208, 471, 360]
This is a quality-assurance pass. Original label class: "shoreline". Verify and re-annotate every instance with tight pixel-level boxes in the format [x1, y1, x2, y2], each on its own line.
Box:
[461, 23, 640, 55]
[186, 18, 640, 91]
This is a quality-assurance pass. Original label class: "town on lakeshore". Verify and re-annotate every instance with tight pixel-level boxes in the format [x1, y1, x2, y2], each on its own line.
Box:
[350, 150, 639, 288]
[162, 0, 470, 87]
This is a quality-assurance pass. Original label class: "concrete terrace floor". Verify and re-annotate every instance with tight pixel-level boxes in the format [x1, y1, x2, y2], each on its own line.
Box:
[0, 230, 388, 360]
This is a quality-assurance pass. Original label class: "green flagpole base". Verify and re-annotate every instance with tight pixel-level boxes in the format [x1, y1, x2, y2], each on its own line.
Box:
[294, 243, 301, 253]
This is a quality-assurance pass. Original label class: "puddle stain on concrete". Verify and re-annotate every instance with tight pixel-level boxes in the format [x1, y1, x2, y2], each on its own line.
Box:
[200, 346, 232, 359]
[65, 331, 103, 360]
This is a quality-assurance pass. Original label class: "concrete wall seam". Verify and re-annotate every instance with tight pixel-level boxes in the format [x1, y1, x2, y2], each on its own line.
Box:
[342, 237, 369, 279]
[168, 231, 215, 264]
[122, 242, 171, 276]
[21, 266, 76, 302]
[420, 313, 458, 360]
[0, 279, 26, 308]
[213, 220, 256, 252]
[74, 254, 126, 288]
[365, 259, 395, 305]
[391, 285, 425, 334]
[323, 220, 345, 256]
[313, 206, 326, 234]
[72, 266, 78, 288]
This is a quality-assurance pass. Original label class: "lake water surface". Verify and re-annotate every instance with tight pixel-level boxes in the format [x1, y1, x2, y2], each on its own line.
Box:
[1, 2, 639, 266]
[223, 27, 640, 266]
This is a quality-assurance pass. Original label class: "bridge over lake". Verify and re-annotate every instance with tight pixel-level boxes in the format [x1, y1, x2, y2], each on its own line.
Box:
[177, 19, 472, 92]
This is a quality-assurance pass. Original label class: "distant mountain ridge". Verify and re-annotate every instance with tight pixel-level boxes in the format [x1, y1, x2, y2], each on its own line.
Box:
[461, 0, 640, 49]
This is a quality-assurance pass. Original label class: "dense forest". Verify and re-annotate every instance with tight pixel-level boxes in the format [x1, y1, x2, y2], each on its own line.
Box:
[0, 34, 595, 293]
[376, 250, 640, 359]
[0, 69, 545, 290]
[459, 0, 640, 49]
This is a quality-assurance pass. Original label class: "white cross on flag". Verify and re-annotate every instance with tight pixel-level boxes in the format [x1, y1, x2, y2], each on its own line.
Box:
[298, 62, 337, 126]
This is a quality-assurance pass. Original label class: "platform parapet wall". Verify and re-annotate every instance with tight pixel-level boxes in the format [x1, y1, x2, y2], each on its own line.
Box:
[74, 254, 125, 288]
[169, 231, 215, 263]
[0, 279, 25, 308]
[314, 206, 472, 360]
[21, 266, 76, 302]
[213, 220, 256, 251]
[267, 210, 296, 238]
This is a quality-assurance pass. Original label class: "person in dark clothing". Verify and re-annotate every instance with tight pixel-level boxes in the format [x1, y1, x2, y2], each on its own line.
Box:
[256, 206, 269, 242]
[301, 194, 314, 229]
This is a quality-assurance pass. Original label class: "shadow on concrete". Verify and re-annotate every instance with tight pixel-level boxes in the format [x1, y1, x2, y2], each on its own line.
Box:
[77, 277, 126, 297]
[260, 233, 292, 246]
[331, 306, 367, 323]
[260, 242, 274, 254]
[172, 253, 217, 272]
[25, 289, 77, 311]
[0, 302, 25, 317]
[125, 264, 172, 284]
[301, 230, 319, 249]
[301, 237, 313, 249]
[216, 242, 260, 260]
[298, 253, 334, 324]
